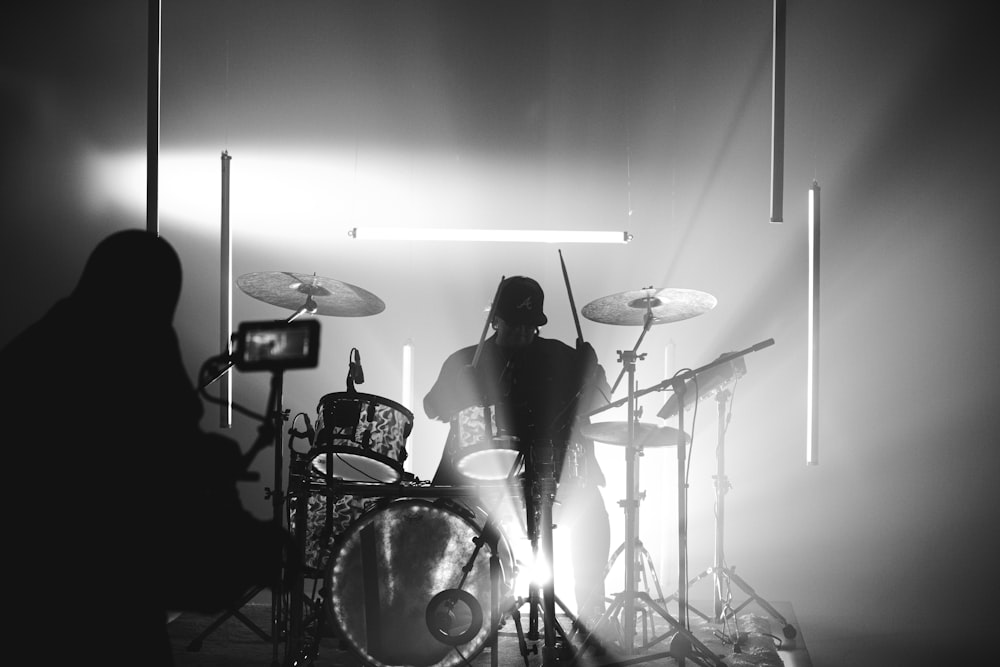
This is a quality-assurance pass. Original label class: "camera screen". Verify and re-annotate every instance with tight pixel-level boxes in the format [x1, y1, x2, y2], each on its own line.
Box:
[234, 319, 320, 371]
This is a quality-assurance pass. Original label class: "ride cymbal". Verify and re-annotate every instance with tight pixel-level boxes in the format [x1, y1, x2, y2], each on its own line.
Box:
[582, 421, 689, 448]
[237, 272, 385, 317]
[581, 287, 716, 326]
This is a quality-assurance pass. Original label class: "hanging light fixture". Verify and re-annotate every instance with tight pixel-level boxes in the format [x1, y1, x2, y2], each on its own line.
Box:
[347, 227, 633, 244]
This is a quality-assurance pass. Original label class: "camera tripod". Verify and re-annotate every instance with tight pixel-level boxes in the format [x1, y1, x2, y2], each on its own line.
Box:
[189, 365, 292, 667]
[663, 386, 796, 640]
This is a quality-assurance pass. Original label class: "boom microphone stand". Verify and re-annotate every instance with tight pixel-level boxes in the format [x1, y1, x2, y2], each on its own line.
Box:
[643, 340, 777, 649]
[663, 387, 796, 640]
[583, 315, 723, 667]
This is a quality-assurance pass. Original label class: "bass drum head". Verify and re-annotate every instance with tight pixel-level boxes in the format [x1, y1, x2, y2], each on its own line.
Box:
[326, 497, 514, 667]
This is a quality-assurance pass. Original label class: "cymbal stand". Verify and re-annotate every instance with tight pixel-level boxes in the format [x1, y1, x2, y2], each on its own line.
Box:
[665, 389, 797, 640]
[583, 323, 724, 667]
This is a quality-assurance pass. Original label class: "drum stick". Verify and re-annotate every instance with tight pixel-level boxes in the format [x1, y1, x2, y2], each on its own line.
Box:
[472, 275, 505, 369]
[558, 249, 584, 346]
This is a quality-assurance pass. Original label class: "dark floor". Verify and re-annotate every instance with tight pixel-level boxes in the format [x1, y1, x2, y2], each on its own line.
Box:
[168, 590, 811, 667]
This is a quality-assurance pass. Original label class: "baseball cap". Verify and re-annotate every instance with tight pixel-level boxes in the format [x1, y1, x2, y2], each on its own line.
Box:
[493, 276, 547, 326]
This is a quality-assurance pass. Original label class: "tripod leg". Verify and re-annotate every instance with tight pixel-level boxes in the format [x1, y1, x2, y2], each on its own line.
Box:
[507, 601, 532, 667]
[186, 585, 271, 651]
[636, 542, 665, 603]
[636, 592, 725, 667]
[720, 568, 797, 639]
[577, 591, 625, 655]
[663, 568, 717, 623]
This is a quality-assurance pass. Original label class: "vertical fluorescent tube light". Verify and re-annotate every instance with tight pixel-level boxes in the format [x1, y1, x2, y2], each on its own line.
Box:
[146, 0, 161, 234]
[402, 340, 415, 473]
[770, 0, 786, 224]
[219, 151, 233, 427]
[807, 181, 820, 464]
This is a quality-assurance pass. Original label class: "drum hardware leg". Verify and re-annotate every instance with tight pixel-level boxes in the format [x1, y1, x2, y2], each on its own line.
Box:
[284, 588, 328, 667]
[603, 538, 667, 604]
[526, 513, 541, 641]
[506, 601, 533, 667]
[480, 513, 507, 667]
[525, 440, 579, 667]
[663, 390, 796, 640]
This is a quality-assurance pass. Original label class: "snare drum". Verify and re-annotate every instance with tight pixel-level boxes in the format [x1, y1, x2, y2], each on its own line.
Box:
[326, 497, 515, 667]
[451, 404, 521, 481]
[312, 392, 413, 483]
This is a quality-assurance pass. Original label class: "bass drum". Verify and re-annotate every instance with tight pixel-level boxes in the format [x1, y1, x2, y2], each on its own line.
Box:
[326, 497, 516, 667]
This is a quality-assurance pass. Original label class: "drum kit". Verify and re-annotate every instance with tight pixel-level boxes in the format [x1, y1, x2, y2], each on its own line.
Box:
[195, 268, 786, 667]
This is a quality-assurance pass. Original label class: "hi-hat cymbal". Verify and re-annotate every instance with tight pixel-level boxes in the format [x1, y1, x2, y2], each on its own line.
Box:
[581, 421, 689, 448]
[581, 287, 716, 326]
[237, 272, 385, 317]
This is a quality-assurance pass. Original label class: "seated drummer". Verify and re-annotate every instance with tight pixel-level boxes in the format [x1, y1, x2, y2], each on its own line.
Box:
[423, 275, 613, 628]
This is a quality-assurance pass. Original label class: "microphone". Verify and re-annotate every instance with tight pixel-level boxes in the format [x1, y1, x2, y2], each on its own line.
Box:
[346, 347, 365, 391]
[425, 589, 483, 646]
[353, 348, 365, 385]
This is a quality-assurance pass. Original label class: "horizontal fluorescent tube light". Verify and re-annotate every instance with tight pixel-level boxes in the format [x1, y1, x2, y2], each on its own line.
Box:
[348, 227, 632, 244]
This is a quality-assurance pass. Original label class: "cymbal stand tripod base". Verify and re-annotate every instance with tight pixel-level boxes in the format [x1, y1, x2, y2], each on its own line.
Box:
[604, 537, 667, 607]
[665, 390, 797, 641]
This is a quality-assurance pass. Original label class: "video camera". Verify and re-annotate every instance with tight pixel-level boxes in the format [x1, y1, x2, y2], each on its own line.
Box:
[231, 319, 320, 372]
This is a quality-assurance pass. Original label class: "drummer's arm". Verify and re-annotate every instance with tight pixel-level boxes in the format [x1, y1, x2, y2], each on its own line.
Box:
[424, 356, 479, 421]
[582, 362, 613, 413]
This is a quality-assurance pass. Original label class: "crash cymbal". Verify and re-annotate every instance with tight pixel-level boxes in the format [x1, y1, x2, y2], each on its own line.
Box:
[237, 272, 385, 317]
[581, 287, 716, 326]
[581, 421, 689, 448]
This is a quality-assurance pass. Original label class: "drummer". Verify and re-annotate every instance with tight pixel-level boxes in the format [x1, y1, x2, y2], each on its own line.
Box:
[424, 275, 612, 630]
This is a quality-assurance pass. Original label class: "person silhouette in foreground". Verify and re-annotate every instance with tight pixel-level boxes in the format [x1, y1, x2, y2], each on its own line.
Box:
[424, 276, 613, 646]
[0, 229, 293, 665]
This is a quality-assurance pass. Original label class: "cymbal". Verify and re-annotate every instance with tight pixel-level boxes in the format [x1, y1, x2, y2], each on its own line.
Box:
[581, 287, 716, 326]
[581, 421, 689, 448]
[236, 272, 385, 317]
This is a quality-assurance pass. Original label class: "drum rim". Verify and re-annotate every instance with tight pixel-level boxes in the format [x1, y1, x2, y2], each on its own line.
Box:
[308, 446, 404, 482]
[325, 496, 516, 581]
[316, 391, 415, 421]
[324, 496, 515, 667]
